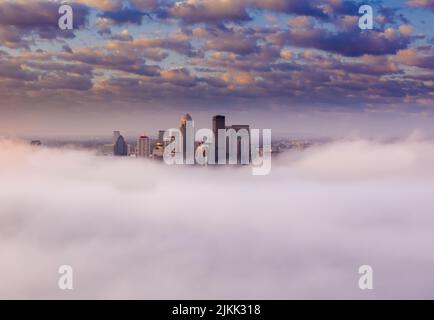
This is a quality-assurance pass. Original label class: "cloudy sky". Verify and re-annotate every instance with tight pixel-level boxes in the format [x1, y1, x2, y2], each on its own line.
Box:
[0, 0, 433, 138]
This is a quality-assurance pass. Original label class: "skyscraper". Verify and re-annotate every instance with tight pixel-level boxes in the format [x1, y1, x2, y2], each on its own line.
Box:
[158, 130, 166, 144]
[179, 113, 193, 163]
[228, 125, 251, 164]
[137, 135, 150, 158]
[113, 131, 121, 144]
[114, 134, 128, 156]
[213, 115, 225, 163]
[152, 142, 164, 160]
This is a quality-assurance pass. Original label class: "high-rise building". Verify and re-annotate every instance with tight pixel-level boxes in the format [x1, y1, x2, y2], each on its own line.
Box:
[114, 134, 128, 156]
[113, 131, 121, 144]
[213, 115, 225, 163]
[179, 113, 193, 162]
[228, 125, 251, 164]
[152, 142, 164, 160]
[137, 135, 150, 158]
[158, 130, 166, 144]
[128, 144, 136, 157]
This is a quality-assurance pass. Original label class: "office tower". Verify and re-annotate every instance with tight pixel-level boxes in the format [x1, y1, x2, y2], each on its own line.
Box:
[158, 130, 165, 144]
[137, 135, 150, 158]
[213, 115, 225, 163]
[114, 134, 128, 156]
[228, 125, 251, 164]
[179, 113, 193, 162]
[128, 144, 135, 156]
[152, 142, 164, 159]
[113, 131, 121, 144]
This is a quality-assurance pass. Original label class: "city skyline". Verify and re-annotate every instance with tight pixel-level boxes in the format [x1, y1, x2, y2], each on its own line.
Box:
[1, 0, 434, 300]
[100, 113, 261, 168]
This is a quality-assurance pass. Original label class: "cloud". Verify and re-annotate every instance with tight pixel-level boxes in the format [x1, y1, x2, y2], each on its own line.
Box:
[0, 60, 40, 81]
[129, 0, 167, 11]
[60, 45, 162, 76]
[74, 0, 123, 10]
[168, 0, 252, 24]
[395, 46, 434, 70]
[407, 0, 434, 11]
[99, 7, 151, 25]
[197, 27, 260, 55]
[167, 0, 331, 24]
[0, 0, 89, 48]
[0, 0, 431, 113]
[270, 26, 413, 57]
[1, 138, 434, 299]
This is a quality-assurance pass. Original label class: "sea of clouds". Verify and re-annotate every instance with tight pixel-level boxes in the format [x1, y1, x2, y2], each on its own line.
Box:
[1, 137, 434, 299]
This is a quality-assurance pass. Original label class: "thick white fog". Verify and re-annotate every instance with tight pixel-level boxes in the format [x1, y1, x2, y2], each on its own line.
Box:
[1, 138, 434, 299]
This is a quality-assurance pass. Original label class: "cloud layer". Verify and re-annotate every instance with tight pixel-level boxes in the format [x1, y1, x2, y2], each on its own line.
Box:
[1, 138, 434, 299]
[0, 0, 432, 120]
